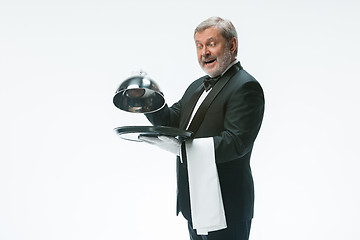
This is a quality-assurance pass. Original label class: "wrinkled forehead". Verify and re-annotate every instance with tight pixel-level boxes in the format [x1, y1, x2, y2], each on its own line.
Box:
[194, 27, 223, 43]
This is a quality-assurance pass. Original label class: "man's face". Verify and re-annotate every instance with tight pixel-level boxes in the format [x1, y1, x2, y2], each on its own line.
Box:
[195, 27, 235, 77]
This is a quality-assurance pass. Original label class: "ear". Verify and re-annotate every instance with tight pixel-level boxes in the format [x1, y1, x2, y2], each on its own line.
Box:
[230, 37, 237, 55]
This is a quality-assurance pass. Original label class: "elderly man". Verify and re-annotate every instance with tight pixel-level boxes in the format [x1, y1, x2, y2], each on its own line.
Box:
[141, 16, 264, 240]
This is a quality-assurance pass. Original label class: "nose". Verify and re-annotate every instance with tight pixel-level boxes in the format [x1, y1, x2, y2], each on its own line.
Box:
[200, 46, 210, 57]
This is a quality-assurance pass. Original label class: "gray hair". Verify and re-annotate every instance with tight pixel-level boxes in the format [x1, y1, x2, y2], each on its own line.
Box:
[194, 16, 238, 56]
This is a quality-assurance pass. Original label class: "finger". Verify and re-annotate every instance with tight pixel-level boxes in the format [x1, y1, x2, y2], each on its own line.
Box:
[138, 135, 161, 144]
[158, 135, 179, 144]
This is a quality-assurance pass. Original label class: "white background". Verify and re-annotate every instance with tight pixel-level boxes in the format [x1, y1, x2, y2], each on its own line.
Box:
[1, 0, 359, 239]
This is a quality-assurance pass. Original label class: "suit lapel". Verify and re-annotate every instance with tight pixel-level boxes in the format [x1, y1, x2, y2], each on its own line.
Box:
[179, 80, 205, 130]
[187, 63, 242, 134]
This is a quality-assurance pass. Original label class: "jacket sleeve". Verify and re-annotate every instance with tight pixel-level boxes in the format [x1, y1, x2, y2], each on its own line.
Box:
[145, 80, 201, 128]
[213, 81, 265, 163]
[145, 101, 182, 128]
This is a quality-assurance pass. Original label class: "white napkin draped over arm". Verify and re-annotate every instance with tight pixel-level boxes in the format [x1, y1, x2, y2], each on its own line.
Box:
[185, 137, 227, 235]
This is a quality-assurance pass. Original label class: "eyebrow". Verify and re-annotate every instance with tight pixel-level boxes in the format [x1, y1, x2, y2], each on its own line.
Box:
[195, 37, 216, 43]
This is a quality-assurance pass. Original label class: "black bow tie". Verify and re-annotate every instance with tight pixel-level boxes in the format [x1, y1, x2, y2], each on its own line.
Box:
[203, 75, 221, 91]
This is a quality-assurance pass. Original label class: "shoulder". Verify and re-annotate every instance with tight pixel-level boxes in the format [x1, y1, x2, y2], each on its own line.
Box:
[233, 69, 258, 85]
[181, 75, 206, 97]
[227, 69, 263, 95]
[188, 75, 207, 89]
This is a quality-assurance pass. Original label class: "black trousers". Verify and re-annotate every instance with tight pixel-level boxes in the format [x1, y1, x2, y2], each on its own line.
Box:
[188, 220, 252, 240]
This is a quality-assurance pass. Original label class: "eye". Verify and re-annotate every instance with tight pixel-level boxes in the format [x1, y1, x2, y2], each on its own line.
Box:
[209, 42, 216, 47]
[197, 44, 203, 50]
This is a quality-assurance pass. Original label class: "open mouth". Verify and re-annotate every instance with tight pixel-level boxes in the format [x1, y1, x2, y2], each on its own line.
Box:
[204, 58, 216, 65]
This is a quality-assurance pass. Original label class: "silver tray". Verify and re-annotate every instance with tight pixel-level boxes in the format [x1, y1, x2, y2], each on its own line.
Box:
[113, 126, 193, 142]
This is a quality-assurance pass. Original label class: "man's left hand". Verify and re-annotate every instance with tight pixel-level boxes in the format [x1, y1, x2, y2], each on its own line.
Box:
[138, 135, 181, 156]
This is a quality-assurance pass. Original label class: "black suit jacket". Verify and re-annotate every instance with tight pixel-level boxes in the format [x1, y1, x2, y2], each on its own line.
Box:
[145, 62, 265, 222]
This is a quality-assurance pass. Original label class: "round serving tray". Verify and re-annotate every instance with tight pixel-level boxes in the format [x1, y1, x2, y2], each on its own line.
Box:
[113, 126, 193, 142]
